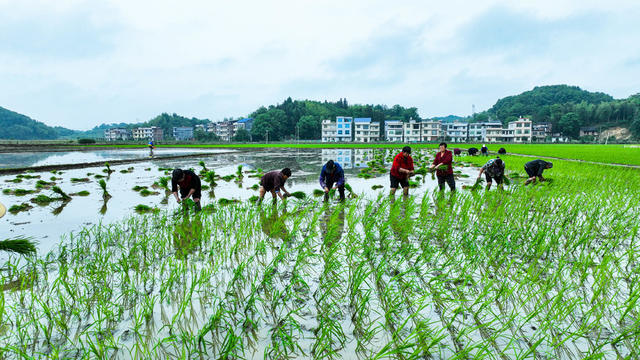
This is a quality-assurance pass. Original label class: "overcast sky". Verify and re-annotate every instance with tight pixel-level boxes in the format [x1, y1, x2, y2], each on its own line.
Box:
[1, 0, 639, 130]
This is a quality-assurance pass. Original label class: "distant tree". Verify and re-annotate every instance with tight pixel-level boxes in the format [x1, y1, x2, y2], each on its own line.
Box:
[559, 112, 581, 138]
[194, 129, 220, 142]
[297, 115, 321, 139]
[232, 129, 251, 142]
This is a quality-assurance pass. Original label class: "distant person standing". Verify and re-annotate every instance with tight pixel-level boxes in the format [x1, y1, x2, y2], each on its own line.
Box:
[259, 168, 292, 202]
[477, 157, 505, 190]
[481, 144, 488, 156]
[148, 140, 155, 157]
[431, 142, 455, 192]
[319, 160, 346, 202]
[172, 168, 202, 212]
[389, 146, 415, 196]
[524, 159, 553, 185]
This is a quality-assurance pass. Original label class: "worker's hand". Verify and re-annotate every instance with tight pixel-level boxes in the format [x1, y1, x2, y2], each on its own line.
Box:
[430, 164, 436, 169]
[176, 198, 182, 204]
[324, 187, 329, 193]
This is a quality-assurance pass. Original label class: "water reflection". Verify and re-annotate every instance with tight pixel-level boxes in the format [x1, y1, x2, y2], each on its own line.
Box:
[259, 203, 290, 241]
[173, 215, 203, 259]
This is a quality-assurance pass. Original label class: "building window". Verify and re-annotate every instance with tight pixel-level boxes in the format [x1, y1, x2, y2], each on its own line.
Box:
[345, 130, 350, 135]
[338, 124, 342, 129]
[337, 130, 342, 135]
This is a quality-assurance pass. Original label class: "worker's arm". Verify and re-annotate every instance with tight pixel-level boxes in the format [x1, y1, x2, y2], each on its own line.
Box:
[477, 168, 485, 179]
[171, 179, 181, 203]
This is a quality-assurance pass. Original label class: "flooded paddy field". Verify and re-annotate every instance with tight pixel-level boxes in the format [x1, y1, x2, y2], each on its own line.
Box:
[1, 147, 639, 359]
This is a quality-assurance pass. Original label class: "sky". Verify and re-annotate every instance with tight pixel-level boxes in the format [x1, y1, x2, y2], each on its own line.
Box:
[1, 0, 639, 130]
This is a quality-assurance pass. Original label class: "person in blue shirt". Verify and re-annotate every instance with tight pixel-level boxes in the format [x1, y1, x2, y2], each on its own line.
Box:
[319, 160, 345, 201]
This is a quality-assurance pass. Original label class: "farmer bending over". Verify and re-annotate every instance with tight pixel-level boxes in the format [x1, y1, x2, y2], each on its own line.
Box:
[172, 168, 202, 212]
[389, 146, 415, 196]
[319, 160, 345, 202]
[524, 159, 553, 185]
[259, 168, 292, 203]
[477, 157, 505, 190]
[431, 142, 455, 192]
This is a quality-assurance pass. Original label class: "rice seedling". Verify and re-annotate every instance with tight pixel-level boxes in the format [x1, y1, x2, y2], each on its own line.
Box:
[51, 186, 72, 201]
[218, 198, 240, 206]
[73, 190, 90, 196]
[371, 185, 384, 190]
[98, 179, 111, 200]
[30, 194, 56, 205]
[203, 171, 218, 188]
[6, 189, 35, 196]
[199, 161, 209, 174]
[8, 203, 32, 214]
[0, 237, 36, 255]
[313, 189, 325, 197]
[236, 165, 244, 179]
[249, 184, 259, 190]
[132, 185, 148, 192]
[134, 204, 159, 214]
[5, 178, 22, 183]
[35, 179, 54, 189]
[70, 178, 90, 183]
[103, 162, 114, 174]
[221, 175, 235, 182]
[287, 191, 306, 200]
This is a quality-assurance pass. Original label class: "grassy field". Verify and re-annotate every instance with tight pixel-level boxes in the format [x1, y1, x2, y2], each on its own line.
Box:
[1, 149, 639, 358]
[66, 142, 640, 166]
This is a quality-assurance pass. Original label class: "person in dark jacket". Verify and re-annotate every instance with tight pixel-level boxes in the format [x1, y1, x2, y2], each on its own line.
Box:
[524, 159, 553, 185]
[319, 160, 346, 201]
[431, 142, 455, 191]
[481, 144, 488, 156]
[172, 168, 202, 211]
[259, 168, 292, 202]
[477, 157, 505, 190]
[498, 147, 506, 155]
[468, 147, 479, 156]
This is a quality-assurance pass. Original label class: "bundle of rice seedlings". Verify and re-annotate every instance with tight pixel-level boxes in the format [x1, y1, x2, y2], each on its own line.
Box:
[52, 186, 71, 201]
[371, 185, 384, 190]
[218, 198, 240, 206]
[0, 237, 36, 255]
[287, 191, 306, 200]
[313, 189, 325, 197]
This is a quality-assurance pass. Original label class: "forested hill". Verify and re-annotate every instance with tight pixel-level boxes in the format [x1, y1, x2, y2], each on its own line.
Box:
[0, 106, 73, 140]
[478, 85, 640, 138]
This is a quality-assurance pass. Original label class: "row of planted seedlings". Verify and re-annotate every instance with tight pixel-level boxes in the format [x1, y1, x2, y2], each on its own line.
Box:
[1, 155, 640, 358]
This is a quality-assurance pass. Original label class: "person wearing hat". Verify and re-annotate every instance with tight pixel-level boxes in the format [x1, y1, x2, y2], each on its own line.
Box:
[524, 159, 553, 185]
[259, 168, 292, 203]
[319, 160, 346, 201]
[481, 144, 488, 156]
[390, 146, 415, 196]
[431, 142, 455, 192]
[477, 157, 505, 190]
[172, 168, 202, 211]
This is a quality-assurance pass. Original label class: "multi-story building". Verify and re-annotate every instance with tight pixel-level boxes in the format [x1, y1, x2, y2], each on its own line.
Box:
[442, 122, 469, 142]
[421, 120, 443, 142]
[335, 116, 353, 142]
[353, 118, 380, 143]
[205, 122, 216, 133]
[507, 117, 532, 143]
[172, 127, 194, 141]
[468, 122, 502, 143]
[403, 119, 422, 142]
[104, 128, 131, 141]
[321, 119, 338, 142]
[132, 126, 163, 142]
[214, 120, 236, 142]
[532, 122, 552, 142]
[235, 118, 254, 133]
[384, 120, 403, 142]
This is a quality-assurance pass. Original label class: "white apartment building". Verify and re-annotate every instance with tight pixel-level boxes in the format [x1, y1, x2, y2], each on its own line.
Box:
[385, 120, 403, 142]
[468, 122, 502, 143]
[172, 127, 194, 141]
[132, 126, 163, 142]
[321, 119, 338, 142]
[507, 117, 532, 143]
[442, 122, 469, 143]
[353, 118, 380, 143]
[533, 122, 552, 142]
[403, 119, 422, 142]
[104, 128, 131, 141]
[214, 120, 236, 142]
[421, 120, 443, 142]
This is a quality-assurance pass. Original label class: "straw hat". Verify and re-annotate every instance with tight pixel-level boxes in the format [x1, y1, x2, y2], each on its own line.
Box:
[0, 200, 6, 219]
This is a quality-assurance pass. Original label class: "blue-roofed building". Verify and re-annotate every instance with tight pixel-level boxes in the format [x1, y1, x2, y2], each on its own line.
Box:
[234, 118, 254, 133]
[353, 118, 380, 143]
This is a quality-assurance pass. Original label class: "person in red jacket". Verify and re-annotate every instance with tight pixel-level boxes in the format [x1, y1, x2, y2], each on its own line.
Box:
[430, 142, 455, 192]
[389, 146, 415, 196]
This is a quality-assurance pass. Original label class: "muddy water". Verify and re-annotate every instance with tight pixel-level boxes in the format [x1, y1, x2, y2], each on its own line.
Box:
[0, 148, 231, 169]
[0, 148, 479, 255]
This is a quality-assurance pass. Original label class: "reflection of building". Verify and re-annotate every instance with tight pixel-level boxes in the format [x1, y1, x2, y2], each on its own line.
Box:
[353, 118, 380, 143]
[172, 127, 194, 141]
[132, 126, 163, 142]
[385, 120, 403, 142]
[321, 149, 352, 169]
[353, 149, 374, 168]
[104, 128, 131, 141]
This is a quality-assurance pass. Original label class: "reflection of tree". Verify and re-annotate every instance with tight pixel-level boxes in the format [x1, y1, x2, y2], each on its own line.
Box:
[319, 204, 345, 248]
[99, 198, 109, 215]
[52, 201, 69, 216]
[260, 203, 290, 241]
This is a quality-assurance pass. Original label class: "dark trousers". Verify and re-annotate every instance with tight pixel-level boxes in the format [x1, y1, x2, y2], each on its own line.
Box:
[324, 181, 345, 201]
[437, 173, 456, 191]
